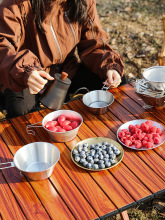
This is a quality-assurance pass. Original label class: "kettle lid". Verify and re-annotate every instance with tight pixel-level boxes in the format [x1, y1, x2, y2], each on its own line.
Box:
[55, 72, 71, 85]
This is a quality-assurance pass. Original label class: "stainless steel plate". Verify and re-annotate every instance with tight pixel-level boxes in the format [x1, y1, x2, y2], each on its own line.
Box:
[71, 137, 124, 171]
[117, 119, 165, 150]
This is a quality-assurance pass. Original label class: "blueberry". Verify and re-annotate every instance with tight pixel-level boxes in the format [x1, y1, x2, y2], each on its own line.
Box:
[83, 147, 88, 152]
[114, 149, 121, 155]
[80, 154, 86, 159]
[80, 158, 86, 164]
[87, 156, 93, 161]
[87, 163, 92, 169]
[72, 149, 78, 154]
[101, 145, 107, 150]
[83, 143, 89, 148]
[83, 161, 88, 167]
[88, 158, 94, 164]
[92, 164, 99, 169]
[77, 146, 83, 152]
[98, 160, 104, 164]
[80, 150, 86, 156]
[95, 143, 102, 147]
[90, 150, 95, 157]
[90, 144, 95, 149]
[109, 154, 116, 159]
[98, 155, 104, 160]
[107, 150, 114, 155]
[93, 154, 99, 159]
[99, 163, 105, 169]
[109, 159, 116, 164]
[104, 158, 109, 163]
[106, 147, 112, 152]
[104, 154, 109, 159]
[74, 156, 80, 162]
[102, 141, 109, 146]
[102, 150, 107, 156]
[105, 161, 111, 167]
[94, 158, 99, 163]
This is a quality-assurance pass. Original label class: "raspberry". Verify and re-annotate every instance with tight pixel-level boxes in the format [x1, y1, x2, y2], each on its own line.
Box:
[121, 137, 126, 143]
[142, 140, 147, 147]
[145, 120, 153, 128]
[134, 140, 142, 149]
[135, 124, 140, 129]
[146, 142, 154, 149]
[121, 129, 128, 133]
[149, 126, 157, 133]
[156, 128, 162, 135]
[153, 137, 160, 144]
[118, 131, 125, 138]
[125, 139, 132, 146]
[153, 133, 160, 138]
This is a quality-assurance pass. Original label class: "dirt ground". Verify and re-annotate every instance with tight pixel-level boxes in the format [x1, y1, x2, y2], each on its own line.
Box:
[96, 0, 165, 82]
[96, 0, 165, 219]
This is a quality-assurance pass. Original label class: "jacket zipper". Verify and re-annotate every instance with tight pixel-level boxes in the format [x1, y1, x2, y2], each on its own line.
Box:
[50, 12, 62, 64]
[64, 12, 76, 47]
[89, 18, 95, 39]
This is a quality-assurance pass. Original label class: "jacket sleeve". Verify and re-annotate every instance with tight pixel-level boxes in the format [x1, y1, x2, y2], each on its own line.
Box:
[77, 0, 124, 81]
[0, 4, 42, 92]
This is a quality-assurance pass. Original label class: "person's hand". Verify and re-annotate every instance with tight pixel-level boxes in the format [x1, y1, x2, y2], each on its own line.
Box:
[103, 69, 121, 88]
[27, 70, 54, 94]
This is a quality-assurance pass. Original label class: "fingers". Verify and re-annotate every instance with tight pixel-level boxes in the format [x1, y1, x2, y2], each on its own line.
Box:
[104, 70, 121, 88]
[27, 70, 54, 94]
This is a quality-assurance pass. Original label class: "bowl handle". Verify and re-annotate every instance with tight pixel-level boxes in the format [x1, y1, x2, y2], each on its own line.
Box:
[26, 121, 42, 136]
[0, 162, 15, 170]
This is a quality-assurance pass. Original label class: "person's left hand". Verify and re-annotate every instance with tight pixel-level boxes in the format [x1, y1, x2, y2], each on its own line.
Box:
[103, 69, 121, 88]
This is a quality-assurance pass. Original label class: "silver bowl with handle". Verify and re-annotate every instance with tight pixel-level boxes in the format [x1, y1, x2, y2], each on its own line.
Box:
[82, 85, 114, 114]
[0, 142, 60, 181]
[143, 66, 165, 91]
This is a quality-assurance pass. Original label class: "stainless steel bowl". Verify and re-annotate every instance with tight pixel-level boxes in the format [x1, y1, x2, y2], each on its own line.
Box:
[42, 110, 83, 142]
[82, 90, 114, 114]
[143, 66, 165, 91]
[0, 142, 60, 181]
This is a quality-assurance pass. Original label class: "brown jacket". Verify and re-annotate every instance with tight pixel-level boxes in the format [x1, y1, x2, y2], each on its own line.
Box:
[0, 0, 124, 92]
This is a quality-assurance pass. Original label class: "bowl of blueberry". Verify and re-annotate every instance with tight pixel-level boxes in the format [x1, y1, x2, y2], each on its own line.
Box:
[71, 137, 124, 171]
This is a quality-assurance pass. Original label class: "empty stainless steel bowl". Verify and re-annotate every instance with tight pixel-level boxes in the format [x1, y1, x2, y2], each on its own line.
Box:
[82, 90, 114, 114]
[143, 66, 165, 91]
[0, 142, 60, 181]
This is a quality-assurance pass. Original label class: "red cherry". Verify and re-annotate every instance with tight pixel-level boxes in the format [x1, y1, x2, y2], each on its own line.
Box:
[60, 120, 71, 128]
[71, 121, 79, 129]
[45, 121, 58, 128]
[63, 125, 73, 131]
[58, 115, 66, 123]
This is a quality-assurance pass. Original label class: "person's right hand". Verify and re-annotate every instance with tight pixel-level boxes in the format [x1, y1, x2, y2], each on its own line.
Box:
[27, 70, 54, 94]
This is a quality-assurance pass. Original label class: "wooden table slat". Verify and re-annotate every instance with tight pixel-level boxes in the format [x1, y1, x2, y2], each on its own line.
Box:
[0, 172, 26, 220]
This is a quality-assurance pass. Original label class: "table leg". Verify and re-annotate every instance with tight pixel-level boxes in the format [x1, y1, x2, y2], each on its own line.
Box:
[120, 211, 129, 220]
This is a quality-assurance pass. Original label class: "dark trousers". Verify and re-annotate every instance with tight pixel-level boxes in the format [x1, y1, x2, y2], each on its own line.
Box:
[2, 65, 126, 119]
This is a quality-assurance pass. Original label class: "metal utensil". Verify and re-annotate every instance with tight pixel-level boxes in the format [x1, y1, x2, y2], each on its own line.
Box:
[82, 85, 114, 114]
[0, 142, 60, 181]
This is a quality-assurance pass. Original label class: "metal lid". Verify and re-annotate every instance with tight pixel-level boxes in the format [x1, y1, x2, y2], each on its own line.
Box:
[55, 73, 71, 85]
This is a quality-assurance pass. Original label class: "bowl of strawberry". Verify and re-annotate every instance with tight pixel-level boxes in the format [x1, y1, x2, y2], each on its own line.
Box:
[117, 119, 165, 150]
[42, 110, 83, 142]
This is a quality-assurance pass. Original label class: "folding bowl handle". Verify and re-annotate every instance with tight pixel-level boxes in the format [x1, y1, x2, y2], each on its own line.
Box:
[26, 121, 42, 136]
[0, 162, 15, 170]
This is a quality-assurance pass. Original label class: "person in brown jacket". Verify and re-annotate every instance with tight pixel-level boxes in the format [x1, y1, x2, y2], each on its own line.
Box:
[0, 0, 125, 119]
